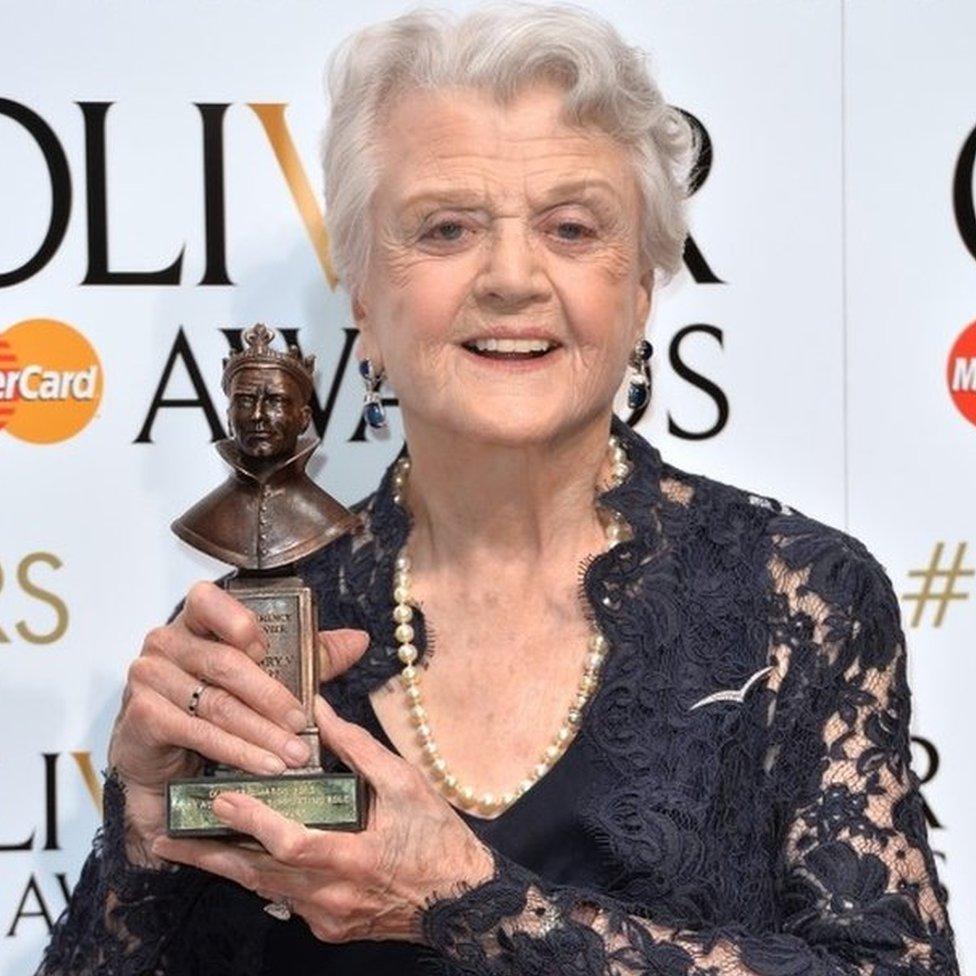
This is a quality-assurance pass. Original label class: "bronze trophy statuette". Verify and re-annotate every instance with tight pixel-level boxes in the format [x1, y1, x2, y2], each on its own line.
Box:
[167, 323, 366, 838]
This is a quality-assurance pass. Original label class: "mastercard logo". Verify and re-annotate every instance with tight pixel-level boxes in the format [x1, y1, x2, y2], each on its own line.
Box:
[947, 318, 976, 429]
[0, 318, 103, 444]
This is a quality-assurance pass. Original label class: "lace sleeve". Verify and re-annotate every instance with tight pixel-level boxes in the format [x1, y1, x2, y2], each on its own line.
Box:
[35, 770, 271, 976]
[34, 769, 199, 974]
[419, 549, 960, 976]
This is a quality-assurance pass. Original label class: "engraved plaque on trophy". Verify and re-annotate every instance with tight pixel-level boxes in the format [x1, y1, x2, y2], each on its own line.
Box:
[165, 323, 367, 838]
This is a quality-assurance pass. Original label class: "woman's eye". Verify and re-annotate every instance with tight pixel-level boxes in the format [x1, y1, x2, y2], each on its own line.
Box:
[422, 221, 467, 242]
[553, 221, 595, 241]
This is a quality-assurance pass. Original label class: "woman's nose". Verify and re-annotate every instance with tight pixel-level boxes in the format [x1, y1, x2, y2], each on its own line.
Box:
[474, 220, 550, 309]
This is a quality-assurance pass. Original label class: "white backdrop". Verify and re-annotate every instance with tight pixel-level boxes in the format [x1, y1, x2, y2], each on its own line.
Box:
[0, 2, 972, 973]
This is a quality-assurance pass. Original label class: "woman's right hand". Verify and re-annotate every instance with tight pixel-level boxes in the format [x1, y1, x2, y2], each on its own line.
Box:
[107, 580, 369, 865]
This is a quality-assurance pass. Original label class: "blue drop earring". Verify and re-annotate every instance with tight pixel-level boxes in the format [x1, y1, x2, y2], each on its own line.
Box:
[359, 357, 388, 429]
[627, 338, 654, 410]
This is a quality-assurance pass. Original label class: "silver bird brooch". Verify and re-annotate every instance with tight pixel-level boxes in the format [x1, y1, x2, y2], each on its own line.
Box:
[688, 665, 774, 711]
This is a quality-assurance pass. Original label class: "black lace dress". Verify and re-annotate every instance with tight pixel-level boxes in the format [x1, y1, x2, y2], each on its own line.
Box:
[36, 415, 959, 975]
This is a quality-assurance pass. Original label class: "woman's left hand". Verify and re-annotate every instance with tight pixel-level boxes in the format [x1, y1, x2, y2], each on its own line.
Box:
[151, 694, 495, 944]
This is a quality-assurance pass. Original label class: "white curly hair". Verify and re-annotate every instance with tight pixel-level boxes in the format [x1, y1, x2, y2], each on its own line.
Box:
[321, 2, 698, 299]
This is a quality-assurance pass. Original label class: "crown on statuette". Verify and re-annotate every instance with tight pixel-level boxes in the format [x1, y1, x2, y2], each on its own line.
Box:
[221, 323, 316, 401]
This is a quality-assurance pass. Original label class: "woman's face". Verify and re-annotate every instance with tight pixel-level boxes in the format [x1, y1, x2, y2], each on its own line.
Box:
[354, 82, 652, 447]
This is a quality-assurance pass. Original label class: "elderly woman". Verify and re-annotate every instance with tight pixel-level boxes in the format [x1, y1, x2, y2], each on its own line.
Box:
[38, 5, 958, 976]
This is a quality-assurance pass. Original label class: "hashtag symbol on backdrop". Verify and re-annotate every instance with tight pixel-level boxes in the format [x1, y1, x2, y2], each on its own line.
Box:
[902, 542, 974, 627]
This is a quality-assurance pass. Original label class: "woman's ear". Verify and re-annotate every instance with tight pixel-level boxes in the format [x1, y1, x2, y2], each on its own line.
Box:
[636, 268, 654, 326]
[351, 293, 380, 364]
[352, 292, 368, 326]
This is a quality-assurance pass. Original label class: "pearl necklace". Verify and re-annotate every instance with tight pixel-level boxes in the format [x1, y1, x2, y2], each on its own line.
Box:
[388, 434, 632, 816]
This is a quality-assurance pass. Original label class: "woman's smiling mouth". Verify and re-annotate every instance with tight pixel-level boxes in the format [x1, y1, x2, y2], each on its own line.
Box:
[460, 336, 561, 362]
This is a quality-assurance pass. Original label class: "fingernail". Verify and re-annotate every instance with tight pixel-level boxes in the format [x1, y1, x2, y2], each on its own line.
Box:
[212, 794, 237, 818]
[285, 739, 310, 764]
[262, 755, 286, 775]
[286, 708, 308, 733]
[247, 641, 266, 660]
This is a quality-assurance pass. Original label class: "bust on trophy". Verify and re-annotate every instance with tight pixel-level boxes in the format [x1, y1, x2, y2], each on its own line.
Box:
[167, 323, 366, 838]
[172, 322, 356, 570]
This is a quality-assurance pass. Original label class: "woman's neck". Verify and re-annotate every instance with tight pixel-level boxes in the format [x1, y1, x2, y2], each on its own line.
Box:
[397, 413, 615, 585]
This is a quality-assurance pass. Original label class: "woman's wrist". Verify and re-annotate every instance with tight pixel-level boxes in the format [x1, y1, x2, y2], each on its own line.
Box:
[418, 843, 526, 952]
[108, 769, 173, 871]
[412, 834, 497, 945]
[458, 835, 497, 891]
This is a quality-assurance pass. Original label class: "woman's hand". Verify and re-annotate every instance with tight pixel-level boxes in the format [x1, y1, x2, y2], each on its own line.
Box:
[108, 580, 369, 864]
[151, 695, 496, 944]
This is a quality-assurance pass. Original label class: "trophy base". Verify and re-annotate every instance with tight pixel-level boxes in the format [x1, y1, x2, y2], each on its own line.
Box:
[167, 771, 368, 838]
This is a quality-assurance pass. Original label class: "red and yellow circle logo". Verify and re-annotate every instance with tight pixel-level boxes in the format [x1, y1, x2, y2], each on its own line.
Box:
[947, 319, 976, 429]
[0, 319, 103, 444]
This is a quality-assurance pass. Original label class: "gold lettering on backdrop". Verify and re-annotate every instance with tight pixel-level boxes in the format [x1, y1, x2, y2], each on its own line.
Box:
[13, 552, 69, 644]
[249, 103, 339, 290]
[70, 751, 102, 810]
